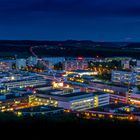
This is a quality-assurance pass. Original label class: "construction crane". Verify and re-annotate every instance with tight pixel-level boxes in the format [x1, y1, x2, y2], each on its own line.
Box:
[30, 46, 62, 82]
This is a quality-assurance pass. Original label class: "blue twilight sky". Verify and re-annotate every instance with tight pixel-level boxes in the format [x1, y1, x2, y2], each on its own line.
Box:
[0, 0, 140, 41]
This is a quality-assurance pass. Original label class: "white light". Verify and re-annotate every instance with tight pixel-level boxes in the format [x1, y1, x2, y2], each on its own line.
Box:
[59, 82, 64, 87]
[11, 76, 15, 80]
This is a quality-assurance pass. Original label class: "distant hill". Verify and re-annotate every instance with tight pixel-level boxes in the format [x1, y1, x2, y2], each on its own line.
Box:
[0, 40, 140, 58]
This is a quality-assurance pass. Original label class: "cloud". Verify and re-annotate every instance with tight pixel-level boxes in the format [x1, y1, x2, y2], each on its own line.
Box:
[0, 0, 140, 17]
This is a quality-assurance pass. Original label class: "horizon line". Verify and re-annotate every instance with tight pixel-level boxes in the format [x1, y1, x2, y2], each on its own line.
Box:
[0, 39, 139, 43]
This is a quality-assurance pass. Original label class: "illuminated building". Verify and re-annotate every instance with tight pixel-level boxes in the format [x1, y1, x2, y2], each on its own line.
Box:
[110, 94, 127, 104]
[94, 92, 110, 107]
[0, 62, 12, 72]
[0, 87, 8, 94]
[105, 57, 132, 62]
[0, 92, 30, 112]
[90, 81, 129, 93]
[52, 82, 64, 88]
[16, 59, 26, 69]
[34, 84, 52, 91]
[70, 70, 98, 76]
[134, 66, 140, 73]
[130, 92, 140, 105]
[1, 76, 47, 89]
[44, 57, 65, 64]
[111, 70, 140, 85]
[88, 81, 129, 104]
[137, 60, 140, 67]
[43, 57, 65, 68]
[0, 94, 6, 100]
[27, 56, 38, 66]
[63, 58, 88, 71]
[121, 60, 130, 69]
[33, 91, 109, 111]
[84, 103, 140, 121]
[15, 105, 64, 117]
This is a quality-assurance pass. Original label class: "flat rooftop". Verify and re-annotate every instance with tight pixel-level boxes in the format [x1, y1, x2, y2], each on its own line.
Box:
[100, 103, 128, 110]
[36, 91, 107, 102]
[38, 89, 63, 93]
[92, 92, 109, 96]
[15, 105, 63, 113]
[72, 70, 93, 73]
[59, 92, 90, 97]
[2, 77, 46, 83]
[91, 81, 130, 88]
[34, 84, 52, 88]
[12, 88, 27, 91]
[113, 69, 132, 72]
[88, 103, 129, 112]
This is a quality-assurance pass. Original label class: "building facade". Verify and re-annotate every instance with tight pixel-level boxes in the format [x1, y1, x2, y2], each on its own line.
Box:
[16, 59, 26, 69]
[111, 70, 140, 85]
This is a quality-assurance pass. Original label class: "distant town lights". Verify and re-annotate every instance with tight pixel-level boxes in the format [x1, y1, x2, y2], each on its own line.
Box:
[78, 56, 84, 60]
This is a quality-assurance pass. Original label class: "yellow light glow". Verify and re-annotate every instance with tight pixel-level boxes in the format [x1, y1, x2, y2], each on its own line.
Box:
[59, 82, 64, 87]
[126, 108, 130, 112]
[10, 108, 14, 111]
[17, 112, 22, 117]
[104, 89, 114, 93]
[2, 106, 5, 109]
[1, 109, 5, 112]
[15, 101, 20, 104]
[52, 82, 64, 88]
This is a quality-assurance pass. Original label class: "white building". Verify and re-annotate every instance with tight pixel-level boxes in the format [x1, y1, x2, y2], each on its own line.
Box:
[27, 56, 38, 66]
[43, 57, 65, 68]
[0, 62, 12, 72]
[16, 59, 26, 69]
[137, 60, 140, 67]
[2, 76, 47, 89]
[121, 60, 130, 69]
[35, 91, 110, 111]
[111, 70, 140, 85]
[134, 66, 140, 73]
[63, 60, 88, 71]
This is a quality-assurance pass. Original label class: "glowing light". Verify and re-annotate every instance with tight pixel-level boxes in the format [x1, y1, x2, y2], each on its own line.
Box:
[129, 116, 134, 121]
[78, 57, 84, 60]
[104, 89, 114, 93]
[59, 82, 64, 87]
[10, 108, 14, 111]
[11, 76, 15, 80]
[115, 100, 118, 104]
[17, 112, 22, 117]
[33, 91, 36, 94]
[66, 85, 70, 88]
[85, 112, 90, 117]
[2, 106, 5, 109]
[1, 109, 5, 112]
[15, 101, 20, 104]
[52, 82, 64, 88]
[64, 109, 70, 113]
[126, 108, 130, 113]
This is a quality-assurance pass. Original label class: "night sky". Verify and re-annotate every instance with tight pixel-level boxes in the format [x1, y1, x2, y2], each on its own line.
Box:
[0, 0, 140, 41]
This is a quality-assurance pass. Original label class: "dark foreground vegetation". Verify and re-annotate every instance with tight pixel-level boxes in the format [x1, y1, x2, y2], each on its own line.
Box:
[0, 112, 140, 133]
